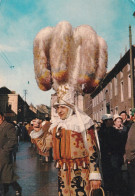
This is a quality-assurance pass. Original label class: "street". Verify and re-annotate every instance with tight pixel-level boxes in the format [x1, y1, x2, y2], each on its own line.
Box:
[7, 142, 58, 196]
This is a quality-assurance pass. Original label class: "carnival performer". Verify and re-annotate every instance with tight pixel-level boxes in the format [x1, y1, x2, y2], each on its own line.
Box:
[31, 85, 102, 195]
[32, 21, 108, 195]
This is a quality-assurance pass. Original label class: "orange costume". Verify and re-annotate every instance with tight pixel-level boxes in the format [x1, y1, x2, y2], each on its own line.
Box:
[30, 108, 101, 196]
[32, 21, 107, 195]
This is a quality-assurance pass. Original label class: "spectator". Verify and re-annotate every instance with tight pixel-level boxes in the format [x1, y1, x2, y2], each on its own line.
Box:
[111, 114, 128, 195]
[119, 111, 132, 132]
[0, 112, 22, 196]
[125, 122, 135, 196]
[98, 114, 114, 195]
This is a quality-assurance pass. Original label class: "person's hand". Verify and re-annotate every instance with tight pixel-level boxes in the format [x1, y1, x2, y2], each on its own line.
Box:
[32, 119, 42, 132]
[90, 180, 101, 190]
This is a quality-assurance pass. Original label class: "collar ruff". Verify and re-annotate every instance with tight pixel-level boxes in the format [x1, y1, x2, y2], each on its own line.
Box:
[50, 110, 94, 133]
[30, 129, 44, 139]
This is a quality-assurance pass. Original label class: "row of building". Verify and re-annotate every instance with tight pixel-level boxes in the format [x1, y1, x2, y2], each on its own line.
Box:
[0, 87, 50, 123]
[84, 45, 135, 121]
[0, 46, 135, 123]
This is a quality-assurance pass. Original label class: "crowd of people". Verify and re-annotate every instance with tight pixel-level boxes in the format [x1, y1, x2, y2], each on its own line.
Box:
[0, 107, 135, 196]
[27, 104, 135, 196]
[97, 111, 133, 196]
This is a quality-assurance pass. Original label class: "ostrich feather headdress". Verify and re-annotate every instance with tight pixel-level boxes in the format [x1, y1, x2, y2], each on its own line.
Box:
[33, 21, 108, 94]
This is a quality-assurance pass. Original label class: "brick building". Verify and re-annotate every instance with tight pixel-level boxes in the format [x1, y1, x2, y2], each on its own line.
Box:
[0, 87, 37, 122]
[90, 46, 135, 121]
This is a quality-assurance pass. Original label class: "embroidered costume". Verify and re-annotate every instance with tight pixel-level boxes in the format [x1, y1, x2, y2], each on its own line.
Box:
[32, 21, 108, 195]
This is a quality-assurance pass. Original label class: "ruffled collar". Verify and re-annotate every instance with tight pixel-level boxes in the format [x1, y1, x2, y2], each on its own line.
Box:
[50, 107, 94, 133]
[50, 107, 94, 152]
[30, 129, 43, 139]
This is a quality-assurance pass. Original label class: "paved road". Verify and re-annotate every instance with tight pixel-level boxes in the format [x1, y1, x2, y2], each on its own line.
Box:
[7, 141, 58, 196]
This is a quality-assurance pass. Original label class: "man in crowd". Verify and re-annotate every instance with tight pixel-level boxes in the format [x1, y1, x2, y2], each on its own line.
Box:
[98, 114, 114, 195]
[0, 112, 22, 196]
[119, 111, 132, 132]
[125, 122, 135, 196]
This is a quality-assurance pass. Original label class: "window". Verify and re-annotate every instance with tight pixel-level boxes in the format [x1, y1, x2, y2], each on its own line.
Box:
[120, 71, 123, 78]
[97, 112, 99, 121]
[128, 74, 131, 98]
[127, 63, 130, 71]
[110, 82, 112, 99]
[99, 92, 101, 103]
[92, 98, 95, 107]
[101, 91, 103, 101]
[115, 106, 118, 114]
[92, 99, 94, 107]
[106, 102, 110, 114]
[96, 95, 98, 105]
[120, 81, 124, 102]
[114, 77, 118, 96]
[94, 113, 96, 120]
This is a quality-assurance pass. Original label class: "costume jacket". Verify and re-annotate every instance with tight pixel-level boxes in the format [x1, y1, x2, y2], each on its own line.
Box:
[30, 114, 101, 195]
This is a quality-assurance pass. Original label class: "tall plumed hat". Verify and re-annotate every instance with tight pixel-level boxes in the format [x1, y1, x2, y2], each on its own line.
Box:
[33, 21, 108, 94]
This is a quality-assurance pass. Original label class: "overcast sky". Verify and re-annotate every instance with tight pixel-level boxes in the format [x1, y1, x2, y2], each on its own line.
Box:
[0, 0, 135, 106]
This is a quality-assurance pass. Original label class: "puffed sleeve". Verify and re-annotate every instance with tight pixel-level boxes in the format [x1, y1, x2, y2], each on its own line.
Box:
[30, 121, 52, 154]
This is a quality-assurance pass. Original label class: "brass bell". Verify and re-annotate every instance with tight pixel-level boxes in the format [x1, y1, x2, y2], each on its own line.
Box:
[56, 161, 61, 169]
[82, 161, 87, 169]
[63, 162, 68, 171]
[55, 129, 62, 139]
[73, 162, 78, 170]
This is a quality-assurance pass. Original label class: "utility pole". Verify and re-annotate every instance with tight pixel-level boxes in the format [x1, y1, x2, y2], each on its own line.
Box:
[129, 25, 135, 109]
[24, 89, 27, 102]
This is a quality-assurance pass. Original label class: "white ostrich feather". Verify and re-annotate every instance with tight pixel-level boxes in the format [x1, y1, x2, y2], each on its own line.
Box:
[33, 21, 108, 93]
[33, 27, 53, 90]
[95, 36, 108, 80]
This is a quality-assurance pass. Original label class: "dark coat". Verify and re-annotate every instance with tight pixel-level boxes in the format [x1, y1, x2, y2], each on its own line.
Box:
[125, 122, 135, 161]
[0, 120, 18, 183]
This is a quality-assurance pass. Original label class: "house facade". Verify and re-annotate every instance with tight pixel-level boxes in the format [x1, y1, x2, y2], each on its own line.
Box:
[91, 46, 135, 121]
[0, 87, 37, 122]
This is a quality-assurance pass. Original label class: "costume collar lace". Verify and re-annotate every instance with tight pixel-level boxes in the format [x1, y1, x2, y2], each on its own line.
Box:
[30, 129, 43, 139]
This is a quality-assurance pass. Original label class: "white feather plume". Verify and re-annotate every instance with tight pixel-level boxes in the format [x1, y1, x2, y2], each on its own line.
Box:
[33, 21, 108, 93]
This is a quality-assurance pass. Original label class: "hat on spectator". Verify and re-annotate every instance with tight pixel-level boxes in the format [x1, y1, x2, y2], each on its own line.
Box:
[119, 110, 127, 115]
[113, 114, 122, 121]
[102, 114, 113, 121]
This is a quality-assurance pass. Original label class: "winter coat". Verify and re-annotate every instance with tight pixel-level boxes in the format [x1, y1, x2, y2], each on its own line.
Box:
[0, 120, 18, 183]
[125, 122, 135, 162]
